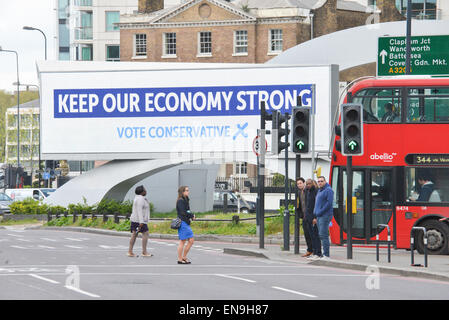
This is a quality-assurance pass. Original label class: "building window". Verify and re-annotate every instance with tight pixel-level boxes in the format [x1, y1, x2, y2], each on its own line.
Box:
[134, 33, 147, 57]
[234, 30, 248, 55]
[105, 11, 120, 31]
[198, 31, 212, 56]
[106, 45, 120, 61]
[235, 162, 248, 175]
[269, 29, 283, 54]
[163, 32, 176, 57]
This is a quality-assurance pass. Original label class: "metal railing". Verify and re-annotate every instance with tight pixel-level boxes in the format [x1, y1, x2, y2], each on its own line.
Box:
[46, 212, 281, 224]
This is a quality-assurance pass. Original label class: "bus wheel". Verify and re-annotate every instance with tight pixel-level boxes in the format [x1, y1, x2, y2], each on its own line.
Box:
[416, 220, 449, 255]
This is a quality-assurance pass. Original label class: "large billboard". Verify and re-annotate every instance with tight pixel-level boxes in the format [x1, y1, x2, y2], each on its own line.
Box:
[37, 62, 338, 160]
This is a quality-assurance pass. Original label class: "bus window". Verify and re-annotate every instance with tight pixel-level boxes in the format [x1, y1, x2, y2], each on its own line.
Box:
[407, 88, 449, 122]
[331, 166, 339, 209]
[406, 167, 449, 202]
[352, 88, 401, 123]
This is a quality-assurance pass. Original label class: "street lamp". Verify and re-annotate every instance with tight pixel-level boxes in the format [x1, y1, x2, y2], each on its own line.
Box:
[23, 26, 47, 60]
[23, 26, 47, 188]
[0, 47, 20, 186]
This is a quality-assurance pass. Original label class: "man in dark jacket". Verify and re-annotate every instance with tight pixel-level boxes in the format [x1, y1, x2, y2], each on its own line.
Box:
[305, 179, 321, 258]
[314, 176, 334, 259]
[296, 178, 312, 257]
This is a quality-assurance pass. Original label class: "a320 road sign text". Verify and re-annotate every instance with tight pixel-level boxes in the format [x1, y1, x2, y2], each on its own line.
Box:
[378, 35, 449, 76]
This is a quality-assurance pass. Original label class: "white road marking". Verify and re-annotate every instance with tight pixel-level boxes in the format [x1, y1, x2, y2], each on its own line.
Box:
[65, 285, 100, 298]
[40, 238, 57, 242]
[65, 238, 84, 242]
[10, 245, 28, 249]
[7, 233, 24, 238]
[271, 286, 317, 298]
[16, 238, 31, 242]
[98, 245, 128, 249]
[215, 274, 257, 283]
[64, 245, 83, 249]
[38, 245, 56, 249]
[29, 274, 60, 284]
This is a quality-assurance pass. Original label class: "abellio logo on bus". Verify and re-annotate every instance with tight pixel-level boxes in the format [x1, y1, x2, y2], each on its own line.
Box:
[369, 152, 397, 163]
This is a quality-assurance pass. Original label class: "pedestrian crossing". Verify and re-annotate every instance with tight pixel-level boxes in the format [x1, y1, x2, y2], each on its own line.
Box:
[0, 233, 224, 254]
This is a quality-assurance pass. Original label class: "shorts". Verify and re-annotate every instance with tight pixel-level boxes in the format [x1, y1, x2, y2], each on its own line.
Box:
[130, 222, 149, 233]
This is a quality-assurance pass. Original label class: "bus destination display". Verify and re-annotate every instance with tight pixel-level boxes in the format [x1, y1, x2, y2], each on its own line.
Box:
[405, 154, 449, 166]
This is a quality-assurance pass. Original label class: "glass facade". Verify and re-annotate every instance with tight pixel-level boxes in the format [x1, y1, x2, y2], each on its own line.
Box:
[395, 0, 438, 19]
[106, 11, 120, 31]
[58, 0, 70, 60]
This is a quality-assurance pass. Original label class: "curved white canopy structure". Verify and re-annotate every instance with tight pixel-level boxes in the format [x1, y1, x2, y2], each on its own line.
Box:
[268, 19, 449, 70]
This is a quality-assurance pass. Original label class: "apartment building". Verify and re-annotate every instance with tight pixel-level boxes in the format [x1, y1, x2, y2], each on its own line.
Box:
[56, 0, 139, 61]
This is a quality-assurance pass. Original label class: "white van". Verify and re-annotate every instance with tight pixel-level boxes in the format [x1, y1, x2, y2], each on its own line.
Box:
[5, 188, 56, 201]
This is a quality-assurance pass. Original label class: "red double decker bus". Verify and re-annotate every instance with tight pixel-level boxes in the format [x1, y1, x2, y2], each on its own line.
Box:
[329, 76, 449, 255]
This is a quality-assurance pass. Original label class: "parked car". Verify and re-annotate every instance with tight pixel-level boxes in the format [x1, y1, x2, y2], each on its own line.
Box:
[213, 189, 256, 213]
[5, 188, 56, 202]
[0, 193, 13, 213]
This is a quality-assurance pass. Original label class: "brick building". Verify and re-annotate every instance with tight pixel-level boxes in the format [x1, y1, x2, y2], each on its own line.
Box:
[119, 0, 404, 64]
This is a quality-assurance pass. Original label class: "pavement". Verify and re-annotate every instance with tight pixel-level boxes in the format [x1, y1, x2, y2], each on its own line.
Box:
[23, 225, 449, 283]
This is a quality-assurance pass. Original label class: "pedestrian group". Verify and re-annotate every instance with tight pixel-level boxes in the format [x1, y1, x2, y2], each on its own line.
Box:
[296, 176, 334, 260]
[128, 184, 195, 264]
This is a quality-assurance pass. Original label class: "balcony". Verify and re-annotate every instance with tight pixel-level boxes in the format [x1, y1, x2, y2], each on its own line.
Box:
[75, 27, 93, 40]
[73, 0, 92, 7]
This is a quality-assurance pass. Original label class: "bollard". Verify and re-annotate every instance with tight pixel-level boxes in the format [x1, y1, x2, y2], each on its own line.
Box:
[114, 212, 119, 224]
[411, 226, 428, 267]
[376, 224, 391, 263]
[73, 211, 77, 223]
[232, 215, 240, 225]
[103, 212, 108, 223]
[223, 193, 228, 214]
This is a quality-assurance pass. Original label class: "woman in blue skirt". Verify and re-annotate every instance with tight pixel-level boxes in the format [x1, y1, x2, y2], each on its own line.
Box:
[176, 186, 195, 264]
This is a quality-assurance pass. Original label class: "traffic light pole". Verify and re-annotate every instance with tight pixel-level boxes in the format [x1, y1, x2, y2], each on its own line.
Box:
[346, 156, 353, 259]
[283, 112, 290, 251]
[294, 153, 301, 254]
[257, 102, 267, 249]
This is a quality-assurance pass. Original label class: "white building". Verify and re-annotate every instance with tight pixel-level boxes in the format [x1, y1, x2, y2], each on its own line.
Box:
[5, 100, 40, 174]
[55, 0, 185, 61]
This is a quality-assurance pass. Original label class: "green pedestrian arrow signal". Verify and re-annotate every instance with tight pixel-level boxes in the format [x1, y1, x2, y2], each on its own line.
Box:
[296, 140, 305, 150]
[348, 140, 358, 151]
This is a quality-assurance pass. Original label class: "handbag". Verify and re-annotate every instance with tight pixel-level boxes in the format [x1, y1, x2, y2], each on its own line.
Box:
[170, 217, 182, 229]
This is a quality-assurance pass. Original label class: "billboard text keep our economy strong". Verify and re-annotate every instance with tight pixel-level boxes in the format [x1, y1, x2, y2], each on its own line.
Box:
[53, 84, 313, 118]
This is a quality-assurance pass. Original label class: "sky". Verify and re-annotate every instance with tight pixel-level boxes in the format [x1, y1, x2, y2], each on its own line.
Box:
[0, 0, 56, 93]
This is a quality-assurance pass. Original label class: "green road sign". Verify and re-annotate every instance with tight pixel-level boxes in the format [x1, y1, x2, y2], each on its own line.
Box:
[378, 35, 449, 76]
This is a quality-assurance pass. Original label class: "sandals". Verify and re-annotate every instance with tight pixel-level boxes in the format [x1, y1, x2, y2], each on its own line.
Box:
[177, 258, 191, 264]
[141, 253, 154, 257]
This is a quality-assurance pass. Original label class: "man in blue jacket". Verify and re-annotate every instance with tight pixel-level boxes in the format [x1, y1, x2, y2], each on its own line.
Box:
[313, 176, 334, 259]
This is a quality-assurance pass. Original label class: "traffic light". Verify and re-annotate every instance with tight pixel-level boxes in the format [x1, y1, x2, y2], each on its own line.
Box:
[291, 107, 310, 153]
[271, 110, 290, 155]
[341, 103, 363, 156]
[335, 122, 342, 152]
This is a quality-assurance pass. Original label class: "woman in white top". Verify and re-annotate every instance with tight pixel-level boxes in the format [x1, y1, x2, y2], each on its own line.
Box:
[128, 185, 152, 257]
